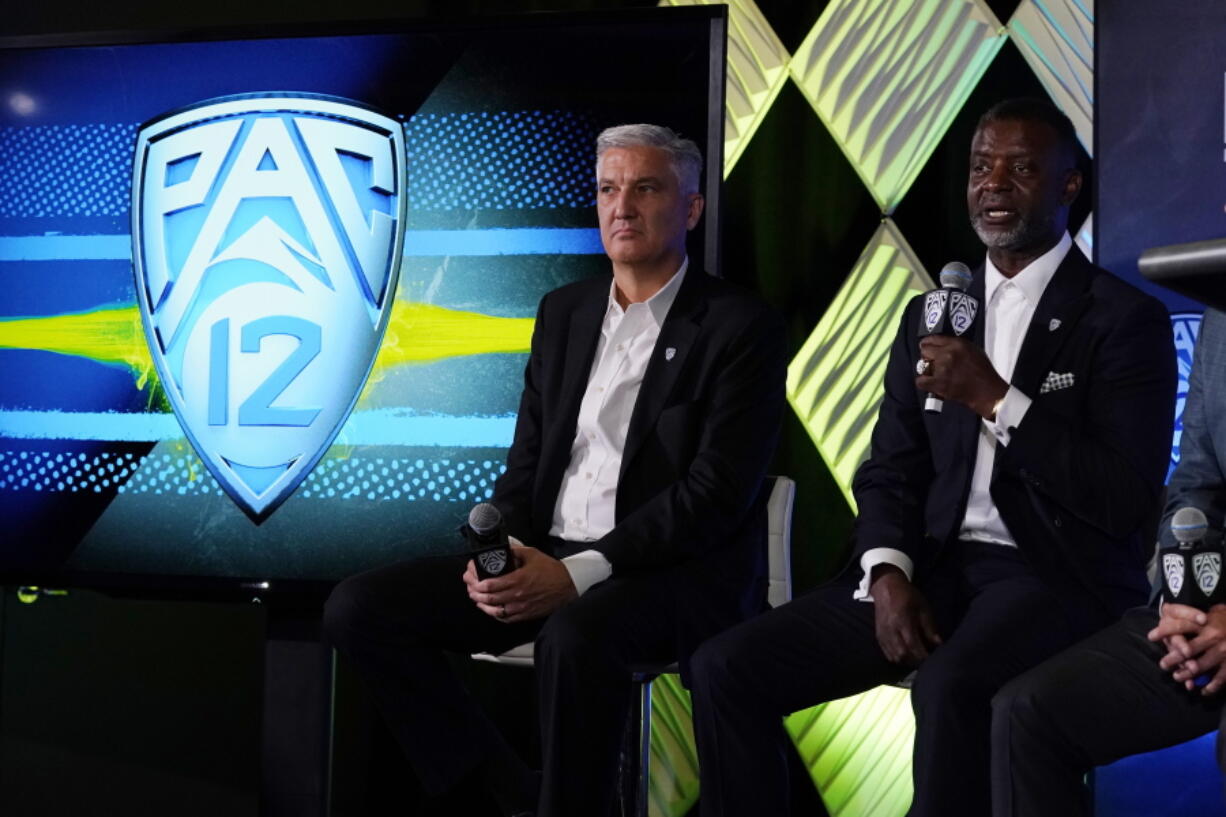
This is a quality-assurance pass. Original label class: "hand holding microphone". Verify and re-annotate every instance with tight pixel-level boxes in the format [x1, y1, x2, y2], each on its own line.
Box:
[915, 261, 1006, 418]
[1149, 507, 1226, 693]
[463, 502, 578, 623]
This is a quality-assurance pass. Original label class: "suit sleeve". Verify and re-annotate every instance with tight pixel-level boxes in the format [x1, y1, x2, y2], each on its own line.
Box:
[849, 296, 935, 567]
[998, 296, 1176, 539]
[490, 292, 548, 543]
[591, 304, 787, 571]
[1158, 308, 1226, 544]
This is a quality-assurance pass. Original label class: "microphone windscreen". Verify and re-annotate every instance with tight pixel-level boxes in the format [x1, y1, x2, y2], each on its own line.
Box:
[938, 262, 973, 291]
[1172, 506, 1209, 545]
[468, 502, 502, 536]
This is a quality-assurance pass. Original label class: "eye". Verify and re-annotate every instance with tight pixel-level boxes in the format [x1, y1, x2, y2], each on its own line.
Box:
[598, 184, 614, 195]
[637, 183, 657, 193]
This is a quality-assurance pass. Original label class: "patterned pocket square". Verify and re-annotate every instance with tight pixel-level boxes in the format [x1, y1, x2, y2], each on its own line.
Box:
[1039, 371, 1075, 394]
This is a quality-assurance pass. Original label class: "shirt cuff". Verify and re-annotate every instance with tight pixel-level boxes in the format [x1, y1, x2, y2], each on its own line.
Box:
[561, 549, 613, 596]
[853, 548, 914, 602]
[988, 385, 1031, 445]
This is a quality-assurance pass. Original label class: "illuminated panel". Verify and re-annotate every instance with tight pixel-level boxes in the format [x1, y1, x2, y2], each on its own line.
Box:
[1008, 0, 1094, 156]
[647, 674, 700, 817]
[786, 686, 915, 817]
[790, 0, 1006, 213]
[787, 219, 934, 509]
[659, 0, 790, 176]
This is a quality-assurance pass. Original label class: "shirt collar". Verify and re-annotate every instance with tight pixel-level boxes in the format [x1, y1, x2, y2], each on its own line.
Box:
[606, 256, 688, 327]
[983, 232, 1071, 306]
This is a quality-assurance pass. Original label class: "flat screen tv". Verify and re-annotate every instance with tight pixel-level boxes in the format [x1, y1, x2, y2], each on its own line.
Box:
[0, 7, 726, 596]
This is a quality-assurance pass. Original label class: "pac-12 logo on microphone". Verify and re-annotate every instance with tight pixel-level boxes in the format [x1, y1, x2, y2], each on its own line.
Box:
[923, 290, 948, 333]
[1164, 553, 1185, 596]
[948, 292, 978, 336]
[131, 94, 407, 522]
[1195, 552, 1221, 597]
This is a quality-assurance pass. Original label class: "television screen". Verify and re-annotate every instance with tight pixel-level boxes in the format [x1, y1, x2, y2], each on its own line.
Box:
[0, 8, 725, 592]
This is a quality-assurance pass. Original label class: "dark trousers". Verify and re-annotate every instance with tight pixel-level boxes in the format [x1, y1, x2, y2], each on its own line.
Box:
[322, 551, 688, 817]
[690, 541, 1111, 817]
[991, 607, 1226, 817]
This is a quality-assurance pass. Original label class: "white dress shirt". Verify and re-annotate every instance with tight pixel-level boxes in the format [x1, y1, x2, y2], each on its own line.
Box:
[855, 234, 1073, 600]
[547, 259, 688, 595]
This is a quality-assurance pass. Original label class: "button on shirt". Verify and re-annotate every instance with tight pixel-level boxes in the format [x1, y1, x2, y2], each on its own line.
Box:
[854, 233, 1072, 600]
[549, 260, 687, 594]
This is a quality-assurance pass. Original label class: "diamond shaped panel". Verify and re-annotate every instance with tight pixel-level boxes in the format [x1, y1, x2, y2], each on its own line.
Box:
[786, 685, 915, 817]
[788, 219, 934, 510]
[1008, 0, 1094, 155]
[790, 0, 1007, 213]
[660, 0, 791, 176]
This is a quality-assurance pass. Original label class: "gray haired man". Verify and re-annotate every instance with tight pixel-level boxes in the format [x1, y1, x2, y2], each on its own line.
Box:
[324, 124, 786, 816]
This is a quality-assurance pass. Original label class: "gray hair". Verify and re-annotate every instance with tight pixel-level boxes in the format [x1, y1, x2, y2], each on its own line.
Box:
[595, 124, 703, 195]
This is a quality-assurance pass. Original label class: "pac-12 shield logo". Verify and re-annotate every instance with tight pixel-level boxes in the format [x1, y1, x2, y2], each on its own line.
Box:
[131, 94, 407, 522]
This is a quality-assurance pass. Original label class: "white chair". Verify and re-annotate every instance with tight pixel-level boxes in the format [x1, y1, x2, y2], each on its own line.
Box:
[473, 475, 796, 816]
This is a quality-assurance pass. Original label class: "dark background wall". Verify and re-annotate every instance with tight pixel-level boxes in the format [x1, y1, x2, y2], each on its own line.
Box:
[1, 1, 1059, 814]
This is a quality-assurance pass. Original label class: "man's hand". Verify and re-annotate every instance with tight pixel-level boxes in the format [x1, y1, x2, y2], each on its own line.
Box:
[916, 336, 1009, 420]
[870, 565, 942, 666]
[1148, 603, 1226, 694]
[463, 544, 578, 624]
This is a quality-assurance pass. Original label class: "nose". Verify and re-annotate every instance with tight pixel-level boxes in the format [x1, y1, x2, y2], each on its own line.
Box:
[612, 188, 637, 219]
[983, 161, 1011, 191]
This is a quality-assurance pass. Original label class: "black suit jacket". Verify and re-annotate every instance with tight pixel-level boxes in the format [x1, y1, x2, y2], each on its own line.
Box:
[852, 248, 1176, 617]
[492, 269, 787, 667]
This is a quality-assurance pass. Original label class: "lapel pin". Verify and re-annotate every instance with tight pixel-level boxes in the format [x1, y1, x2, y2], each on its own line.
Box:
[665, 347, 676, 361]
[1049, 318, 1061, 332]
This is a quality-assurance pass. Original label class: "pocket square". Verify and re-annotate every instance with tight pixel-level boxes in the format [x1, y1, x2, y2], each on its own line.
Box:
[1039, 371, 1075, 394]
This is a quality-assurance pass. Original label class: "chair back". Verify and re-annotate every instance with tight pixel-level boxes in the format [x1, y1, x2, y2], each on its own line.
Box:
[765, 475, 795, 608]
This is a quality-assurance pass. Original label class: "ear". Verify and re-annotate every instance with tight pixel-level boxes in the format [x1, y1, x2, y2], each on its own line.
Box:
[685, 193, 705, 231]
[1060, 168, 1083, 207]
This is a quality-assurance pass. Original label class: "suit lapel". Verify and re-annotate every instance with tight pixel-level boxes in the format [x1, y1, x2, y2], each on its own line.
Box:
[1010, 249, 1094, 396]
[619, 272, 705, 480]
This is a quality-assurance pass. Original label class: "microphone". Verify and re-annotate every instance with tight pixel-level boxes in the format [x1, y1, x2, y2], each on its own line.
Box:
[1160, 506, 1225, 606]
[467, 502, 515, 579]
[1161, 507, 1222, 686]
[918, 262, 979, 414]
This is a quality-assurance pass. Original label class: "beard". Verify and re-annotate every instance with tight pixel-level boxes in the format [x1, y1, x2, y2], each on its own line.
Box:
[970, 208, 1057, 251]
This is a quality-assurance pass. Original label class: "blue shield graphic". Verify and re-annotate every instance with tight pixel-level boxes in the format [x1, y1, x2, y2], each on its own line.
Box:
[1169, 312, 1202, 483]
[132, 94, 407, 522]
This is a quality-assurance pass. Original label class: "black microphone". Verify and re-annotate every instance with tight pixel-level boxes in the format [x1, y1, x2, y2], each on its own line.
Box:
[917, 261, 979, 414]
[467, 503, 515, 579]
[1160, 507, 1224, 687]
[1160, 506, 1224, 608]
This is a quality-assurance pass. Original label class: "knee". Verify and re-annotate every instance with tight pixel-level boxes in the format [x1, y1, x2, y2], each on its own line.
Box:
[910, 658, 989, 715]
[689, 625, 760, 702]
[991, 671, 1055, 737]
[534, 602, 606, 666]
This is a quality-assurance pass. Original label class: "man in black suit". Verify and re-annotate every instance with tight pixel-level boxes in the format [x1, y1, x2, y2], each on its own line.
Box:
[323, 124, 785, 817]
[689, 98, 1176, 817]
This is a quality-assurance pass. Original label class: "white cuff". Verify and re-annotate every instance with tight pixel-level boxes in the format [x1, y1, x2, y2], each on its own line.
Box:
[561, 549, 613, 596]
[853, 548, 914, 602]
[988, 385, 1031, 445]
